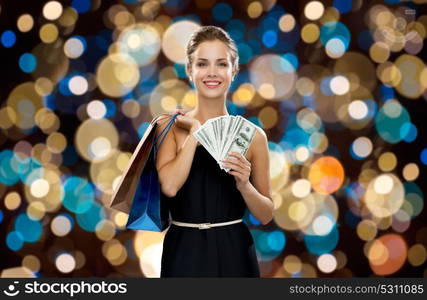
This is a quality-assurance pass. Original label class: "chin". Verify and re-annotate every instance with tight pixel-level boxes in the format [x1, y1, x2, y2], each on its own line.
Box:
[197, 85, 230, 98]
[200, 91, 227, 99]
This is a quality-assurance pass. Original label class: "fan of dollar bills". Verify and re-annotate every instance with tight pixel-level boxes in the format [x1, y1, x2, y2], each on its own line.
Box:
[192, 115, 257, 172]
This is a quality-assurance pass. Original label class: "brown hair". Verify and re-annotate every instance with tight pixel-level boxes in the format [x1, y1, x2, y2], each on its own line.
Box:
[186, 25, 239, 78]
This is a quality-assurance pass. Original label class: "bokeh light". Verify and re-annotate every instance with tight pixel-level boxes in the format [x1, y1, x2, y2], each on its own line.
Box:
[367, 234, 407, 276]
[1, 30, 17, 48]
[43, 1, 63, 21]
[64, 36, 86, 58]
[17, 14, 34, 33]
[305, 1, 325, 21]
[308, 156, 345, 195]
[249, 54, 296, 100]
[162, 21, 200, 64]
[55, 253, 76, 273]
[317, 253, 337, 273]
[96, 53, 140, 97]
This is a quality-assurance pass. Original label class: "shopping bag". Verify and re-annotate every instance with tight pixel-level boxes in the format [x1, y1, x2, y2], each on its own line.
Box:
[109, 112, 179, 231]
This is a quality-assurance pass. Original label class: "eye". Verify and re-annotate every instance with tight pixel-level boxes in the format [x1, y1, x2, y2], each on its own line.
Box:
[219, 62, 228, 66]
[197, 62, 206, 66]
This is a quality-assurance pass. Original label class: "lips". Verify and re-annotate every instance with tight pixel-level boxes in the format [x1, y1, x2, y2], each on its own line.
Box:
[203, 80, 222, 88]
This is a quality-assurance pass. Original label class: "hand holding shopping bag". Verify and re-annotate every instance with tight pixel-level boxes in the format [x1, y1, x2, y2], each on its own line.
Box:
[108, 112, 179, 231]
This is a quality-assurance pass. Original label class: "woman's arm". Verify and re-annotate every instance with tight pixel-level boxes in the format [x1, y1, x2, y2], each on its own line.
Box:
[221, 128, 274, 225]
[155, 115, 200, 197]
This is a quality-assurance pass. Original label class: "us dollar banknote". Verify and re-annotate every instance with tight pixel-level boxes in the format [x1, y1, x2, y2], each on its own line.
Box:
[220, 117, 257, 172]
[192, 115, 257, 172]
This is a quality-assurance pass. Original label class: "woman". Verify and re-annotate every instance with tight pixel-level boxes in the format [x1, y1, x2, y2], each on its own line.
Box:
[155, 26, 273, 277]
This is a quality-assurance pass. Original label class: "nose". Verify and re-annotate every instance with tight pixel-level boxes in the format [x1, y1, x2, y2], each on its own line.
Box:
[207, 64, 217, 77]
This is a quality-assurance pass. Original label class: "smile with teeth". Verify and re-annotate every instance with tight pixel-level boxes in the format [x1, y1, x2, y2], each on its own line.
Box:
[203, 81, 222, 88]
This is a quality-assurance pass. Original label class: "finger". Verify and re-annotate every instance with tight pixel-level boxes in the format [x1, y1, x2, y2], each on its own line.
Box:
[225, 162, 249, 172]
[176, 115, 188, 121]
[222, 157, 251, 170]
[222, 160, 246, 173]
[226, 166, 251, 181]
[175, 108, 185, 114]
[228, 171, 243, 181]
[227, 152, 250, 166]
[174, 115, 186, 124]
[224, 153, 244, 163]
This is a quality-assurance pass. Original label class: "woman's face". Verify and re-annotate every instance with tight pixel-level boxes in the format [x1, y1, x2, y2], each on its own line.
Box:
[188, 39, 234, 99]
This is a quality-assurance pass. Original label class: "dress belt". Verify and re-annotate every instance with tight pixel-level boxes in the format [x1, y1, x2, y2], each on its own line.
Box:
[171, 218, 243, 230]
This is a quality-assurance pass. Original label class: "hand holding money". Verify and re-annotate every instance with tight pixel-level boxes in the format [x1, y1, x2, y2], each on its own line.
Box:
[220, 152, 252, 190]
[192, 115, 257, 173]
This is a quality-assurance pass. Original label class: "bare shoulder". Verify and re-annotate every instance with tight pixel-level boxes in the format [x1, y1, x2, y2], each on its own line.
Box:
[254, 124, 267, 139]
[155, 115, 172, 129]
[248, 125, 268, 162]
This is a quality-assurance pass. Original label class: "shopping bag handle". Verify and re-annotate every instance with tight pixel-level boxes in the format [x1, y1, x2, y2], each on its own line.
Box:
[152, 112, 179, 153]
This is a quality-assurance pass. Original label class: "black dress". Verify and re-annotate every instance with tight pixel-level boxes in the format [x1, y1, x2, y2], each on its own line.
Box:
[160, 145, 260, 277]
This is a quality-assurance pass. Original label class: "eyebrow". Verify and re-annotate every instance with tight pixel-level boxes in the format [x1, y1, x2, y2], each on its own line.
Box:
[196, 58, 228, 61]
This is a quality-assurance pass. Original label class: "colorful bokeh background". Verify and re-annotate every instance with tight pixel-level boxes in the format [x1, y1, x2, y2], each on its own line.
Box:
[0, 0, 426, 278]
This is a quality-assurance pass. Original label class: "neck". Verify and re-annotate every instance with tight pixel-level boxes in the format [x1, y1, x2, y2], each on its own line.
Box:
[190, 94, 229, 124]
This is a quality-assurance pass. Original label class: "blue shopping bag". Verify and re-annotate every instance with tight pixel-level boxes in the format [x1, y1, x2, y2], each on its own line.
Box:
[109, 113, 179, 231]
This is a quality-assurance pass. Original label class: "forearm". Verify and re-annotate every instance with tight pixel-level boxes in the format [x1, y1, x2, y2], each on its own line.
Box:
[238, 183, 273, 225]
[158, 133, 199, 197]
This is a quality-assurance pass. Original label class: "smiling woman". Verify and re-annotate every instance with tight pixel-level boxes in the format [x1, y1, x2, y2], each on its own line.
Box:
[188, 40, 234, 98]
[186, 34, 238, 100]
[155, 26, 273, 277]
